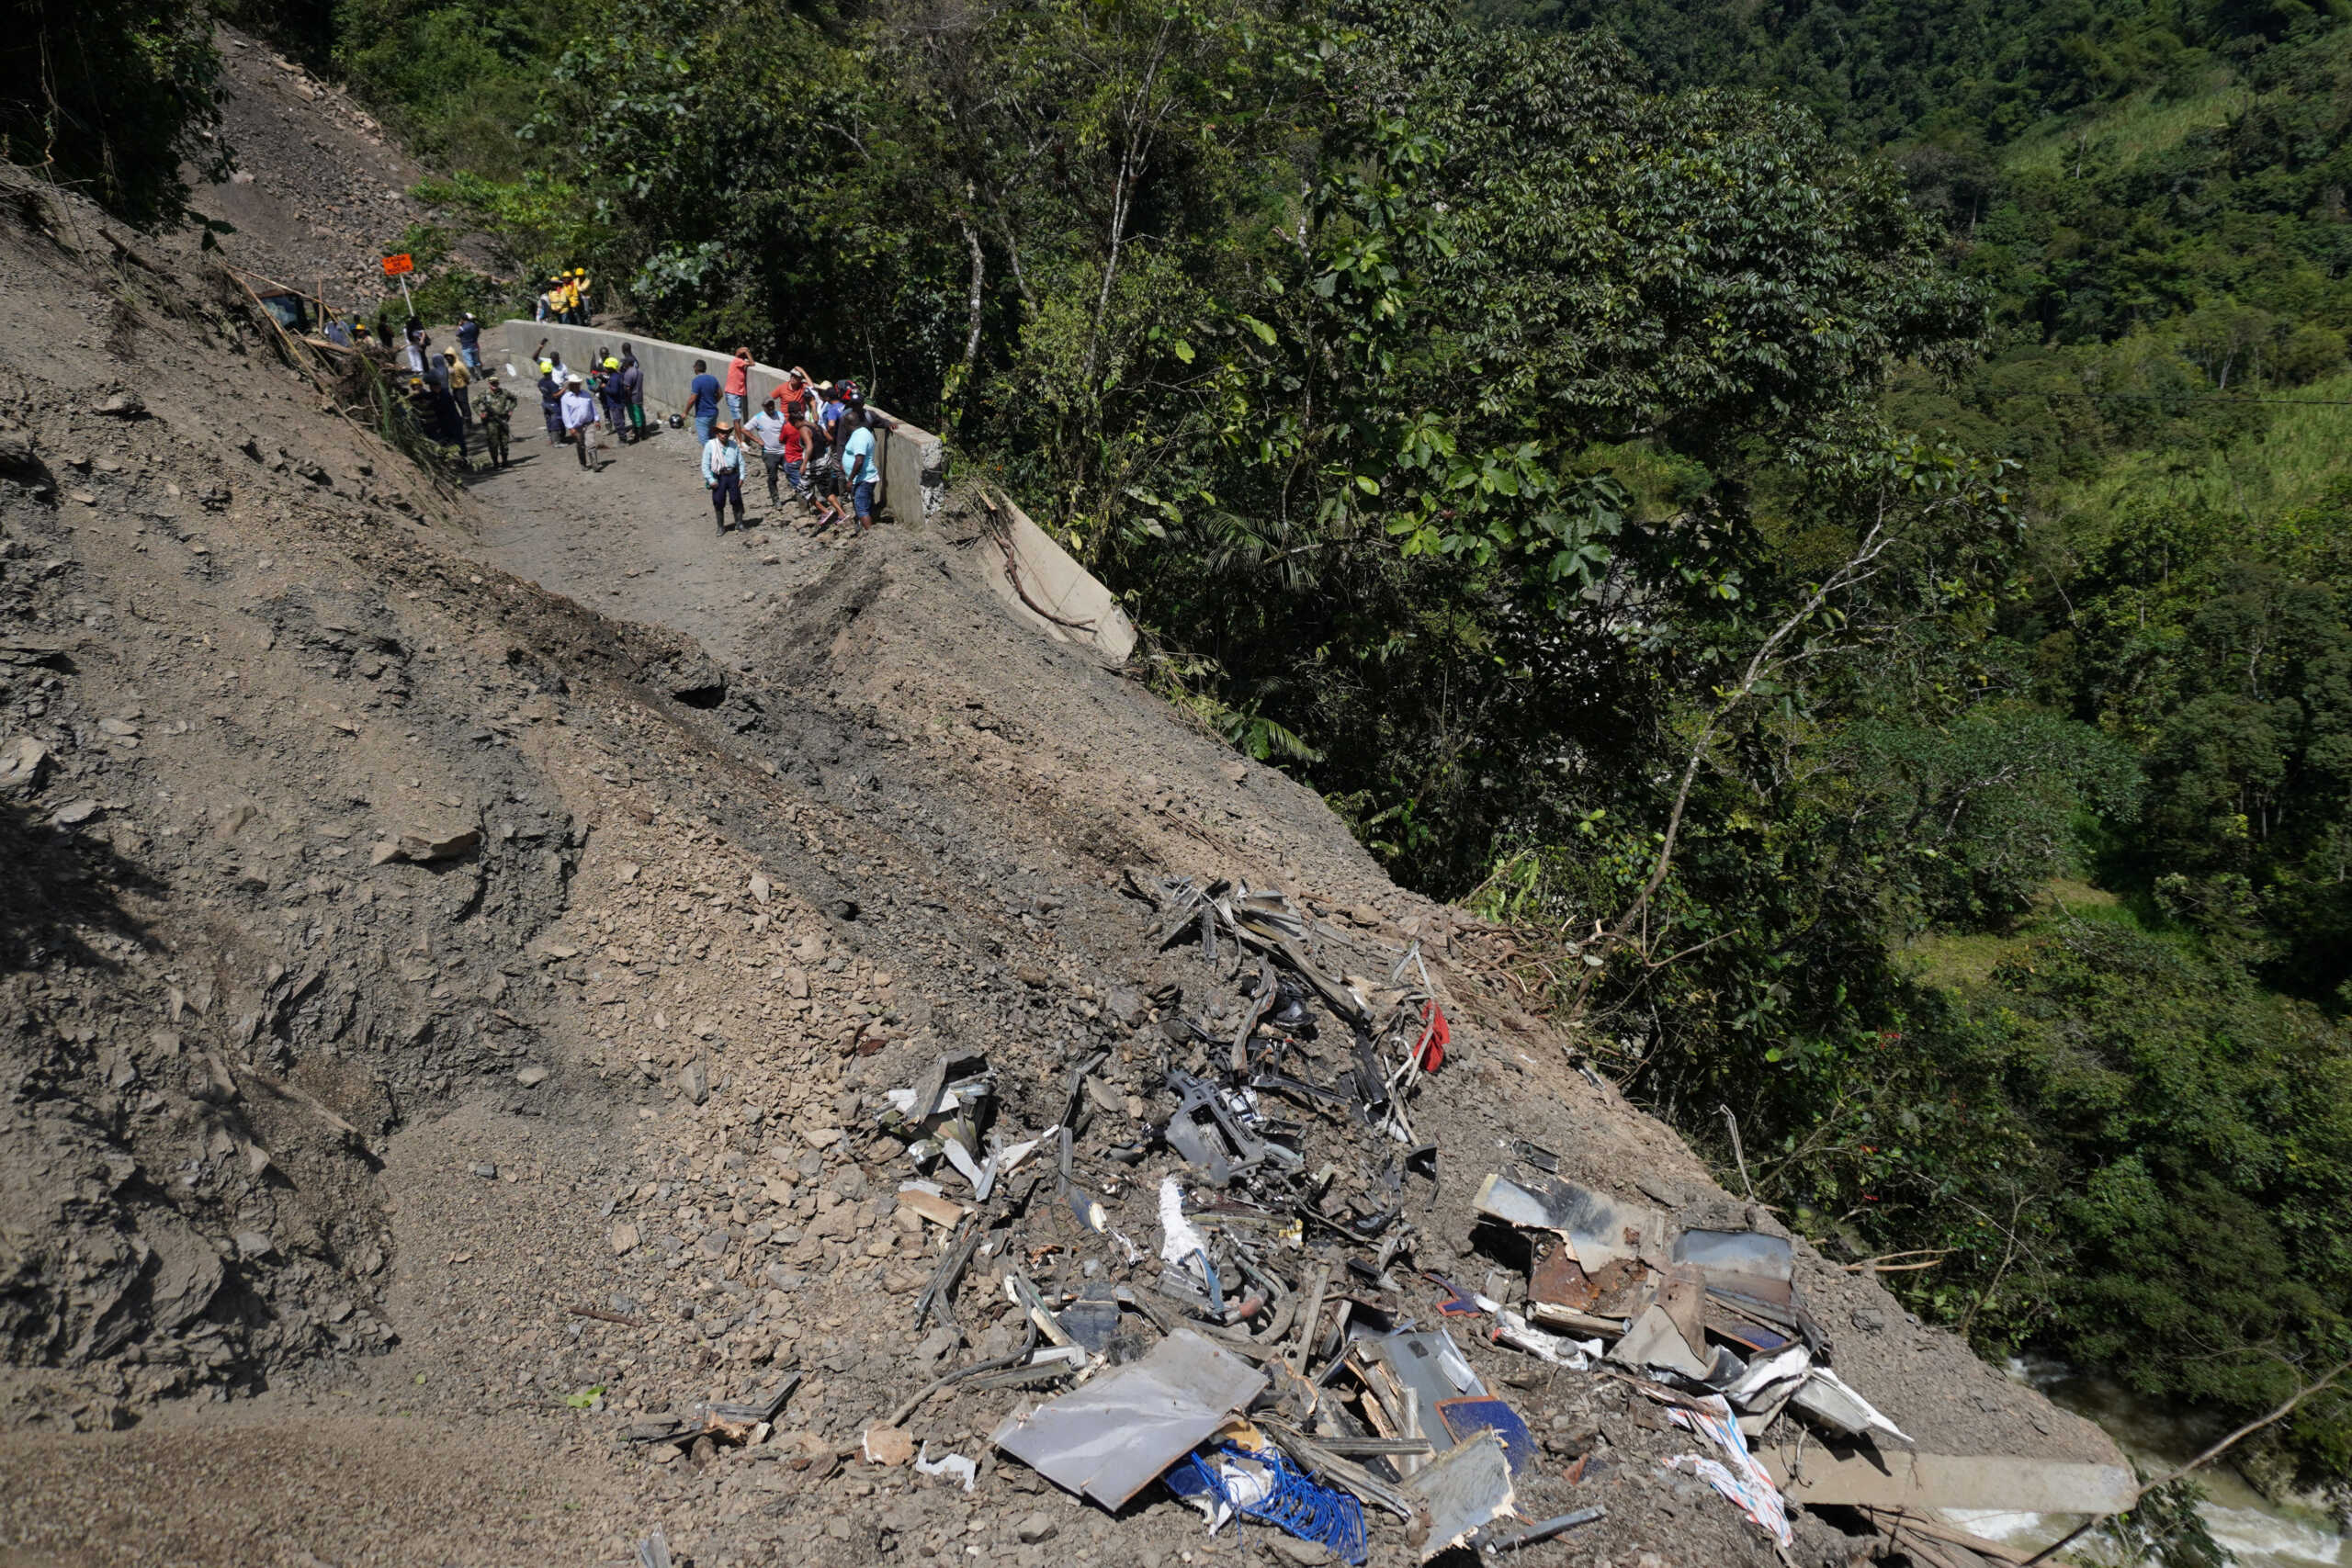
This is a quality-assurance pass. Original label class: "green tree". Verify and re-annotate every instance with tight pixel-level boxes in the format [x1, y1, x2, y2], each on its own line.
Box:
[2, 0, 226, 228]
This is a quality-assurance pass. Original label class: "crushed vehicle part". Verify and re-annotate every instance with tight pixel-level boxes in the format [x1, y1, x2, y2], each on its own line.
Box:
[913, 1214, 984, 1329]
[1250, 1069, 1353, 1110]
[1426, 1272, 1480, 1316]
[1790, 1364, 1911, 1444]
[1360, 1328, 1486, 1441]
[1162, 1066, 1261, 1187]
[1507, 1140, 1559, 1174]
[1259, 1418, 1420, 1519]
[1476, 1506, 1605, 1552]
[621, 1373, 803, 1450]
[1057, 1292, 1122, 1356]
[1473, 1172, 1662, 1271]
[1724, 1344, 1811, 1412]
[1487, 1309, 1598, 1368]
[990, 1328, 1267, 1509]
[1526, 1240, 1645, 1321]
[1671, 1228, 1796, 1316]
[1005, 1269, 1080, 1349]
[961, 1342, 1091, 1391]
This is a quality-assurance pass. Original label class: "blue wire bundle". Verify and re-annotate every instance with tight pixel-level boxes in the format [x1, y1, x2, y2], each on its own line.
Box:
[1163, 1440, 1368, 1566]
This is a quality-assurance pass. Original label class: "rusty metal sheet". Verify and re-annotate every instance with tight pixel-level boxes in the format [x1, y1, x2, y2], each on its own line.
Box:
[1474, 1172, 1661, 1269]
[1529, 1239, 1646, 1319]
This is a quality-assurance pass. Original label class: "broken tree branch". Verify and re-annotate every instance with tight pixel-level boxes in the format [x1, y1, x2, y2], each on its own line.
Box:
[1718, 1102, 1755, 1200]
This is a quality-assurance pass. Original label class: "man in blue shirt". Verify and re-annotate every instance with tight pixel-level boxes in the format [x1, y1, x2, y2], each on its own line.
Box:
[841, 418, 877, 530]
[455, 312, 481, 370]
[688, 359, 722, 445]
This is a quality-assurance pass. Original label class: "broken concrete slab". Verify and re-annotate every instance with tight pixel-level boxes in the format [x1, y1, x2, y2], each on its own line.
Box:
[975, 489, 1136, 664]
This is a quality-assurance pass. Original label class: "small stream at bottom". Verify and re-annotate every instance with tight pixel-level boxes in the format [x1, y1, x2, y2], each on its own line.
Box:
[1938, 1359, 2346, 1565]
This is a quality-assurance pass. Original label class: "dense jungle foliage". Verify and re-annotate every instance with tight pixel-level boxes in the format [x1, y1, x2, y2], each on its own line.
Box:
[13, 0, 2352, 1492]
[0, 0, 226, 227]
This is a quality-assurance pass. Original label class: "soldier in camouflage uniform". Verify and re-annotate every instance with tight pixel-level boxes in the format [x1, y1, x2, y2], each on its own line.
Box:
[476, 376, 517, 470]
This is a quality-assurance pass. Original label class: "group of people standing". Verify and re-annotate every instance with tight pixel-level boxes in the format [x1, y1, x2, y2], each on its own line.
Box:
[536, 269, 594, 324]
[400, 311, 518, 467]
[689, 347, 893, 536]
[532, 339, 647, 470]
[384, 316, 893, 533]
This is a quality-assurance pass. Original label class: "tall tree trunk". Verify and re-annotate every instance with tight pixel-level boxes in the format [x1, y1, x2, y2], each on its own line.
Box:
[944, 217, 986, 434]
[962, 220, 987, 370]
[1078, 18, 1175, 402]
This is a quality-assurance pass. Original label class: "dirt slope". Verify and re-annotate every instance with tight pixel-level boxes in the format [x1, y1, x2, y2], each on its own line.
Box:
[187, 25, 495, 311]
[0, 152, 2119, 1568]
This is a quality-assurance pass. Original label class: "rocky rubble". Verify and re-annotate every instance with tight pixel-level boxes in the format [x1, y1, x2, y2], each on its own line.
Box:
[192, 26, 500, 312]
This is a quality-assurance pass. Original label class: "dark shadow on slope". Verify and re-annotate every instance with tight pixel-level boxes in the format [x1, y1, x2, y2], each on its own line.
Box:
[0, 800, 164, 975]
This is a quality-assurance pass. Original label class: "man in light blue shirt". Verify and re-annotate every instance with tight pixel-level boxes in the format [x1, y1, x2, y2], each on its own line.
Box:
[840, 421, 877, 529]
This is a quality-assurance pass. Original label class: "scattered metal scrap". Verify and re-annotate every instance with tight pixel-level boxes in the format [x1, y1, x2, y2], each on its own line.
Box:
[619, 1374, 802, 1455]
[796, 868, 1933, 1563]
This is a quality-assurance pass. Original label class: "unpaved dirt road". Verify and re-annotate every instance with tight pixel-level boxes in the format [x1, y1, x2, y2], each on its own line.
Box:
[458, 409, 834, 667]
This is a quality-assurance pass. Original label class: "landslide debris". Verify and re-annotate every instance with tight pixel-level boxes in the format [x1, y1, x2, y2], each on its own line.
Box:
[0, 155, 2120, 1568]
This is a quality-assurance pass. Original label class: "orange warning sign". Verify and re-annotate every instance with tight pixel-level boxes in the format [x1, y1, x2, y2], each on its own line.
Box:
[380, 253, 414, 276]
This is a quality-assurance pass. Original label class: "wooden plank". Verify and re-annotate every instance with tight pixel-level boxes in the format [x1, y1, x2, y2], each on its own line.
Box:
[896, 1189, 967, 1227]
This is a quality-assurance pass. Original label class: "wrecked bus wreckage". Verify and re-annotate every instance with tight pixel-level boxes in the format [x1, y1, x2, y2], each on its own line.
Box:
[650, 873, 2046, 1567]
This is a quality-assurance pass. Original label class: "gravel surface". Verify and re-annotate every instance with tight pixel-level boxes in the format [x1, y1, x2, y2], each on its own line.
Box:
[457, 402, 835, 668]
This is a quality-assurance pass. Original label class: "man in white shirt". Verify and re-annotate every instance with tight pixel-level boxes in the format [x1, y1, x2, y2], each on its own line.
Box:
[743, 398, 790, 510]
[701, 419, 746, 535]
[560, 376, 602, 471]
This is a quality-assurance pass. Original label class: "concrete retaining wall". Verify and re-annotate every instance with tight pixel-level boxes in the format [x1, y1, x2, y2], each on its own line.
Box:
[978, 491, 1137, 664]
[493, 321, 946, 519]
